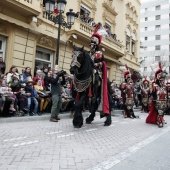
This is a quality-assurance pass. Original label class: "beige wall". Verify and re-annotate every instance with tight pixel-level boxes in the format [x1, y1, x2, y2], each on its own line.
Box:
[0, 0, 140, 83]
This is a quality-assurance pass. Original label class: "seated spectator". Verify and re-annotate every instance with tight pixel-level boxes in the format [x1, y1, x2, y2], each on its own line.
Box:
[25, 78, 39, 116]
[10, 75, 28, 116]
[0, 78, 16, 112]
[33, 69, 44, 87]
[34, 79, 50, 113]
[7, 66, 20, 83]
[22, 67, 32, 84]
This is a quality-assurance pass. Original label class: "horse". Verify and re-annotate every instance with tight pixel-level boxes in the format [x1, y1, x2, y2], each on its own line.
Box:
[70, 46, 112, 128]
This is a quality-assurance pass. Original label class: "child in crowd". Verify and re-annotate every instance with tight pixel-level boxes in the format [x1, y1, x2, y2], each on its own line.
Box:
[25, 78, 39, 116]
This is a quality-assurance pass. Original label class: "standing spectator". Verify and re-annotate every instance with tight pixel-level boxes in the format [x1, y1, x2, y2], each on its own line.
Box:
[0, 56, 6, 76]
[22, 67, 32, 84]
[25, 78, 39, 116]
[44, 72, 52, 91]
[50, 70, 65, 122]
[33, 69, 44, 87]
[42, 67, 48, 79]
[7, 66, 20, 83]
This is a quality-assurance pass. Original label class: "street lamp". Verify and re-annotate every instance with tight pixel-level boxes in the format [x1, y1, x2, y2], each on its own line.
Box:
[44, 0, 76, 66]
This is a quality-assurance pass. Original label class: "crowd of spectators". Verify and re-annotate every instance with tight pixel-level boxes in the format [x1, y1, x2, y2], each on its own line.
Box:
[0, 60, 75, 117]
[77, 12, 121, 42]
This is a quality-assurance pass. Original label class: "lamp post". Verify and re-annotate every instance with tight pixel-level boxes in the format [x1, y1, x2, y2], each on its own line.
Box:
[44, 0, 76, 66]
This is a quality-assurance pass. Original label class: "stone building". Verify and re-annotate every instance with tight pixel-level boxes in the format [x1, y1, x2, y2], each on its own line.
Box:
[0, 0, 140, 83]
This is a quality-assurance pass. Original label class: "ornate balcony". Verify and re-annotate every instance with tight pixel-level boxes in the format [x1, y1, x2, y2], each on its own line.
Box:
[0, 0, 41, 17]
[67, 19, 124, 57]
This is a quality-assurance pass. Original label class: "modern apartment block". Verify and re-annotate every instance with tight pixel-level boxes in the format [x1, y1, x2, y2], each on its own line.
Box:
[140, 0, 170, 78]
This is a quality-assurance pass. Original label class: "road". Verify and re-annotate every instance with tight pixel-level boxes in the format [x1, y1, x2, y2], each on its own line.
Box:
[0, 110, 170, 170]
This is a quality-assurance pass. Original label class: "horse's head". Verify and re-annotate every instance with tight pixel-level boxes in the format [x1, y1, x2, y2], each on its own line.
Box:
[70, 46, 85, 75]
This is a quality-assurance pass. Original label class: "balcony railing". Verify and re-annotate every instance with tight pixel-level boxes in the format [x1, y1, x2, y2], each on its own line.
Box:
[73, 20, 124, 55]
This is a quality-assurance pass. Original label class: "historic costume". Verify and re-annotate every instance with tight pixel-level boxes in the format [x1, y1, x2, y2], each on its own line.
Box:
[141, 77, 150, 113]
[146, 62, 167, 128]
[85, 23, 111, 126]
[165, 79, 170, 114]
[120, 65, 137, 118]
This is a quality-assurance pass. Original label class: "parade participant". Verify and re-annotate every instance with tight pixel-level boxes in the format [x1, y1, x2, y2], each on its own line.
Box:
[85, 23, 111, 126]
[141, 77, 150, 113]
[120, 65, 138, 118]
[146, 62, 167, 128]
[165, 77, 170, 114]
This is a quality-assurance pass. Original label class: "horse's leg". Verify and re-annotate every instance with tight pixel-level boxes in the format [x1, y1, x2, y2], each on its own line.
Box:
[73, 92, 86, 128]
[86, 99, 98, 124]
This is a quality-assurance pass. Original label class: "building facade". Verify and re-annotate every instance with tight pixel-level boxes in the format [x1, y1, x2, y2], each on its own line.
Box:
[0, 0, 140, 83]
[140, 0, 170, 78]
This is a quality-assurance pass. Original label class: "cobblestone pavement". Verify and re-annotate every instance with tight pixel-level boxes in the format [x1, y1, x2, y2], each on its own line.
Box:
[0, 111, 170, 170]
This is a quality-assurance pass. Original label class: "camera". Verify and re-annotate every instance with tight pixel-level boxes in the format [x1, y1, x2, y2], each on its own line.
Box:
[57, 70, 66, 77]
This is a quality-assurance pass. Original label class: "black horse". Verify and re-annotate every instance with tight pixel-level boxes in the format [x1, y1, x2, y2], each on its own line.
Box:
[70, 46, 112, 128]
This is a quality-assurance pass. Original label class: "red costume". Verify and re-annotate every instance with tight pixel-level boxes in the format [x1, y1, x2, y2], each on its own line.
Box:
[146, 62, 167, 128]
[141, 77, 150, 113]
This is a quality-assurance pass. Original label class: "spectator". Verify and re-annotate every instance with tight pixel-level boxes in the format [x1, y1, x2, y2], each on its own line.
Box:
[42, 67, 48, 79]
[0, 56, 6, 76]
[50, 69, 65, 122]
[7, 66, 20, 83]
[23, 67, 32, 84]
[44, 72, 52, 91]
[10, 75, 27, 116]
[25, 77, 39, 116]
[34, 79, 50, 114]
[33, 69, 44, 87]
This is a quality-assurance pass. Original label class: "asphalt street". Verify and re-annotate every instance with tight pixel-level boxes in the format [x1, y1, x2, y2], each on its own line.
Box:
[0, 110, 170, 170]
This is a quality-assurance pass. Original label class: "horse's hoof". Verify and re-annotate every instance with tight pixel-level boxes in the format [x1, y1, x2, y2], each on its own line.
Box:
[104, 124, 110, 126]
[86, 121, 92, 124]
[74, 125, 82, 128]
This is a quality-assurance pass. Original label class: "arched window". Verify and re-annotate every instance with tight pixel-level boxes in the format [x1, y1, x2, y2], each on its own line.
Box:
[126, 28, 131, 52]
[131, 33, 136, 55]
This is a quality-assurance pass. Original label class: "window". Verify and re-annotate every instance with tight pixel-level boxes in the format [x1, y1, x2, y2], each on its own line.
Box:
[80, 4, 91, 21]
[144, 47, 147, 51]
[145, 17, 148, 21]
[155, 5, 160, 10]
[155, 45, 160, 50]
[126, 35, 130, 51]
[145, 27, 148, 31]
[155, 15, 160, 20]
[35, 48, 53, 70]
[169, 66, 170, 74]
[145, 8, 148, 12]
[155, 35, 160, 40]
[144, 67, 147, 71]
[126, 28, 131, 52]
[104, 21, 112, 37]
[155, 25, 160, 30]
[131, 33, 136, 56]
[155, 56, 160, 61]
[0, 36, 6, 61]
[145, 37, 148, 40]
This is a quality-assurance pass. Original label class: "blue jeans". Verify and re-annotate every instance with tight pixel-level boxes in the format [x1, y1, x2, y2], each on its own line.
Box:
[27, 97, 38, 113]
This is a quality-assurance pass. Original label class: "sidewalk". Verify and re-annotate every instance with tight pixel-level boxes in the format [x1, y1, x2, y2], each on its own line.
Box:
[0, 109, 141, 123]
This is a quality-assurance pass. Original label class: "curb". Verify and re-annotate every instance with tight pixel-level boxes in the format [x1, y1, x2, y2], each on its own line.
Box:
[0, 109, 141, 124]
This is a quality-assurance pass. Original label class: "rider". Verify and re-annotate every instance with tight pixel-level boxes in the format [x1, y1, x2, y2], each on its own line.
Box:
[86, 23, 111, 125]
